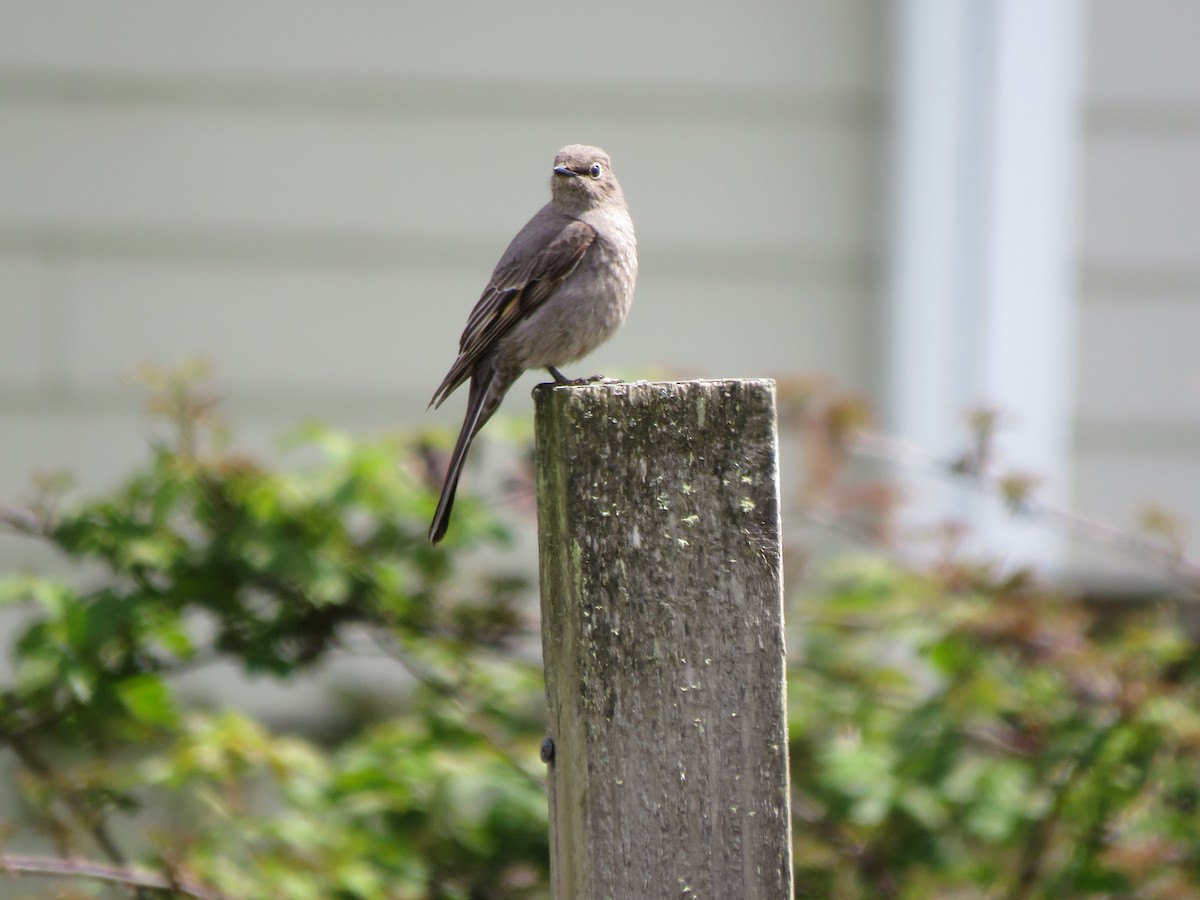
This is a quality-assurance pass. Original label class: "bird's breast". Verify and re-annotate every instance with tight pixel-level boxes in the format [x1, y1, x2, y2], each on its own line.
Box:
[502, 228, 637, 370]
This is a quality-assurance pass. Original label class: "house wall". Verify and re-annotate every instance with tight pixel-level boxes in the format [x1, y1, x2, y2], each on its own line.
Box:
[1074, 0, 1200, 580]
[0, 1, 888, 572]
[0, 1, 1196, 582]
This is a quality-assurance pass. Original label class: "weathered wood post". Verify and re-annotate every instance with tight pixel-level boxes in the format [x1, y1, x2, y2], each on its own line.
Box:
[534, 378, 792, 899]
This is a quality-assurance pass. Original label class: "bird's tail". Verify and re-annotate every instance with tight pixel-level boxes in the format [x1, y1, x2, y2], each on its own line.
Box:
[428, 370, 502, 543]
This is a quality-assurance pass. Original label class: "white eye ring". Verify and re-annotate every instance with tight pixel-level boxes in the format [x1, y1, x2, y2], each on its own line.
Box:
[589, 163, 604, 179]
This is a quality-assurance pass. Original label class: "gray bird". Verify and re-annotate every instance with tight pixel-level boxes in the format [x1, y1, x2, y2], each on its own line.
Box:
[427, 144, 638, 543]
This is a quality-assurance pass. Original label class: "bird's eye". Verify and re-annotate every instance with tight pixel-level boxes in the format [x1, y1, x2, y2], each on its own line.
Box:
[589, 163, 604, 179]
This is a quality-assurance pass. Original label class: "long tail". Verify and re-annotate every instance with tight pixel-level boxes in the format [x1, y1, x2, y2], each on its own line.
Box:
[429, 369, 503, 543]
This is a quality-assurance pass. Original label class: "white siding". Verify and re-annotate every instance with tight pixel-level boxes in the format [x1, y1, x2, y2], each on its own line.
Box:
[1075, 0, 1200, 573]
[0, 1, 881, 90]
[4, 0, 1194, 586]
[0, 2, 889, 551]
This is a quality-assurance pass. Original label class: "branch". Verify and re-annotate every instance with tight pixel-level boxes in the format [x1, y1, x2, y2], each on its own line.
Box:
[370, 633, 545, 792]
[0, 852, 227, 900]
[2, 729, 129, 869]
[0, 506, 47, 536]
[850, 429, 1200, 592]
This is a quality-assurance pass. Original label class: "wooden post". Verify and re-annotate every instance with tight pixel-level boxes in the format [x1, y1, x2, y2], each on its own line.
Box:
[534, 379, 792, 899]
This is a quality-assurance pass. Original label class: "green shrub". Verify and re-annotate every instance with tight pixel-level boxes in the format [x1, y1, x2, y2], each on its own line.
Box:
[0, 370, 547, 899]
[789, 557, 1200, 898]
[1, 371, 1197, 898]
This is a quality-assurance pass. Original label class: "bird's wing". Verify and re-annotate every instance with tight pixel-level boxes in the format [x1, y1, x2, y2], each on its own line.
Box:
[429, 217, 596, 408]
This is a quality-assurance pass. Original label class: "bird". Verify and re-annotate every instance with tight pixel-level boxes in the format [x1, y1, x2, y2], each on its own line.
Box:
[427, 144, 638, 544]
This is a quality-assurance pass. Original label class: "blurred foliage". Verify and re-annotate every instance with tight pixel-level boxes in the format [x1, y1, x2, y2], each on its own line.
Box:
[789, 558, 1200, 899]
[0, 365, 546, 899]
[0, 367, 1198, 898]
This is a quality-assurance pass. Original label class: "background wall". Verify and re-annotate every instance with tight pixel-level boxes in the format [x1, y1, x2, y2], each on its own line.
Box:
[0, 1, 1196, 584]
[0, 0, 888, 567]
[1074, 0, 1200, 582]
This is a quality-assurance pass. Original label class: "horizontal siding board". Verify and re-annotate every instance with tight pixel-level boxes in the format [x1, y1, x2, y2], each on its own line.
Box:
[53, 259, 479, 394]
[1076, 294, 1200, 426]
[1086, 0, 1200, 108]
[1080, 132, 1200, 271]
[47, 256, 870, 393]
[0, 1, 885, 94]
[0, 102, 881, 259]
[630, 274, 873, 388]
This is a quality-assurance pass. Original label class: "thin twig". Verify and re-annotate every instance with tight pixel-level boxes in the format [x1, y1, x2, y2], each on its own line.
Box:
[2, 730, 129, 869]
[371, 633, 546, 792]
[0, 852, 227, 900]
[0, 506, 47, 536]
[850, 429, 1200, 591]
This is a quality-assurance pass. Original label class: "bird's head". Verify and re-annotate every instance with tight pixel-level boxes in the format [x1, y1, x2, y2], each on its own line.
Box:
[550, 144, 623, 213]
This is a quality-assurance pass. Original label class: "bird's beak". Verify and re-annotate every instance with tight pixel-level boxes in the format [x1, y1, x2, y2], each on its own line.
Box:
[553, 165, 578, 177]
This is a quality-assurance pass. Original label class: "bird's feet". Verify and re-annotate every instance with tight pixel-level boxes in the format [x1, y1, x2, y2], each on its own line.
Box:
[546, 366, 619, 386]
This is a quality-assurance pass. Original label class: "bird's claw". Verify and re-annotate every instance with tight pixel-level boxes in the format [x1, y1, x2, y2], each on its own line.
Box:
[545, 366, 619, 387]
[548, 374, 619, 387]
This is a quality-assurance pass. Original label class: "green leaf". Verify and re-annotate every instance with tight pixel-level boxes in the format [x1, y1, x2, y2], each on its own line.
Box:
[116, 673, 179, 729]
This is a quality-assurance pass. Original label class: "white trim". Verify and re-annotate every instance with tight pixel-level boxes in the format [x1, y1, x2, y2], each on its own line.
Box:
[884, 0, 1085, 570]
